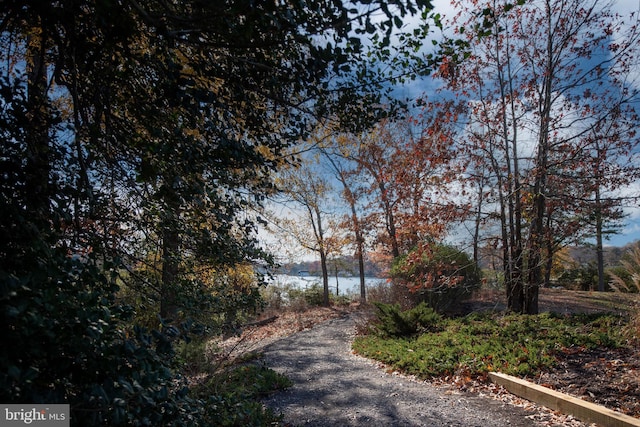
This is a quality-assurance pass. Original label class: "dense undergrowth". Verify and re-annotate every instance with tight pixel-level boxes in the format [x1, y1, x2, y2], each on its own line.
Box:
[353, 303, 629, 380]
[177, 338, 291, 426]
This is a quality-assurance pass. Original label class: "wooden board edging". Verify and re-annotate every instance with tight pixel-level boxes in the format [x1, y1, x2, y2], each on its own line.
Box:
[488, 372, 640, 427]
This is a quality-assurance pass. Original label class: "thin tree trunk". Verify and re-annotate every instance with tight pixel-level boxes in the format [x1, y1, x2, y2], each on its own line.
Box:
[160, 189, 180, 320]
[313, 205, 330, 306]
[160, 224, 180, 320]
[595, 184, 605, 292]
[320, 248, 330, 306]
[25, 23, 51, 218]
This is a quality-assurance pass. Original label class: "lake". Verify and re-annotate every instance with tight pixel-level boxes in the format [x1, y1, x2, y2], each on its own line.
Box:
[269, 274, 388, 297]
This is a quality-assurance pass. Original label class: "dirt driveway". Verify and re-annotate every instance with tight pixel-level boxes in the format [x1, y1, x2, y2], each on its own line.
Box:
[260, 312, 587, 426]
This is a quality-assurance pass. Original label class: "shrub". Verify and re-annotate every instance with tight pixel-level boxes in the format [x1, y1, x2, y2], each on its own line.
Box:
[353, 312, 626, 380]
[302, 283, 326, 306]
[390, 242, 481, 312]
[555, 263, 608, 291]
[193, 363, 290, 426]
[610, 245, 640, 293]
[372, 302, 443, 338]
[0, 252, 205, 426]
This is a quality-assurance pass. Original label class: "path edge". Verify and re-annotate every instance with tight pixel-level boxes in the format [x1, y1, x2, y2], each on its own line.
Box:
[488, 372, 640, 427]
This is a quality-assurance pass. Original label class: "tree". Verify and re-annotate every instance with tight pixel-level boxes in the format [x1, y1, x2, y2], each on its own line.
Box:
[350, 120, 404, 259]
[1, 0, 433, 422]
[345, 114, 462, 260]
[324, 151, 370, 301]
[442, 0, 640, 313]
[274, 163, 342, 306]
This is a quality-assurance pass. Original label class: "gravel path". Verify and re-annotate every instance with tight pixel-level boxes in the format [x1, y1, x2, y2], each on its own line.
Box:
[260, 312, 551, 427]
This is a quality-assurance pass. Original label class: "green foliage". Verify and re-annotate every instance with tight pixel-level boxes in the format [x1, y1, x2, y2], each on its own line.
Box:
[174, 336, 291, 426]
[390, 243, 481, 312]
[202, 394, 282, 427]
[372, 302, 443, 337]
[556, 263, 607, 291]
[0, 251, 203, 425]
[353, 312, 626, 380]
[194, 364, 291, 427]
[206, 364, 293, 399]
[301, 283, 327, 307]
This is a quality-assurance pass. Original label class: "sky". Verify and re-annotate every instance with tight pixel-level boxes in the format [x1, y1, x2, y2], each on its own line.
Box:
[423, 0, 640, 248]
[262, 0, 640, 263]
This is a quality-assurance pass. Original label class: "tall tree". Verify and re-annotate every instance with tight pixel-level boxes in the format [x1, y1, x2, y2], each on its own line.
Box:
[442, 0, 640, 312]
[348, 116, 461, 262]
[323, 146, 369, 301]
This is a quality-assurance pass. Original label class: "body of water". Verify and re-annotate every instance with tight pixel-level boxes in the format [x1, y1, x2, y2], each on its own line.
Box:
[270, 274, 388, 296]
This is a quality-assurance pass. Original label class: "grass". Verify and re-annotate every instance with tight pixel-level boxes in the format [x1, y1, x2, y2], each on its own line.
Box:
[352, 310, 628, 380]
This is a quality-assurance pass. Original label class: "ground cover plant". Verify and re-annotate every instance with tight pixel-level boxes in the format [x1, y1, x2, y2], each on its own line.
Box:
[353, 305, 628, 380]
[197, 364, 292, 427]
[177, 337, 292, 426]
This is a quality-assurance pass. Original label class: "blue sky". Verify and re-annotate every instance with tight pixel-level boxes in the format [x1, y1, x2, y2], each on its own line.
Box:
[262, 0, 640, 263]
[424, 0, 640, 248]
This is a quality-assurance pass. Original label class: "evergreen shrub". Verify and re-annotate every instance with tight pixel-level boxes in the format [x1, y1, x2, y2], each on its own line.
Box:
[372, 302, 443, 337]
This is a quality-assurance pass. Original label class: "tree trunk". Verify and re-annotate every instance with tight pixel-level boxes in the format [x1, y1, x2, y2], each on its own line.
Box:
[595, 184, 605, 292]
[25, 24, 51, 218]
[160, 224, 180, 320]
[160, 188, 181, 320]
[472, 177, 484, 266]
[378, 181, 400, 259]
[357, 240, 366, 303]
[312, 204, 330, 306]
[350, 195, 367, 302]
[526, 167, 546, 315]
[320, 248, 330, 306]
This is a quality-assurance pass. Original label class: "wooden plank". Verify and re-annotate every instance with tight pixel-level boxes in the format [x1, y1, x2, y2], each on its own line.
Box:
[489, 372, 640, 427]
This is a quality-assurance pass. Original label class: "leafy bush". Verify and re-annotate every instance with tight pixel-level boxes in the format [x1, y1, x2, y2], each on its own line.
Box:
[372, 302, 443, 337]
[390, 243, 481, 312]
[555, 263, 609, 291]
[118, 262, 264, 338]
[0, 250, 206, 426]
[301, 283, 326, 306]
[194, 364, 291, 426]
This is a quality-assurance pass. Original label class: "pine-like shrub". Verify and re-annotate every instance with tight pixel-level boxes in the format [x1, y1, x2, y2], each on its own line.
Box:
[372, 302, 443, 337]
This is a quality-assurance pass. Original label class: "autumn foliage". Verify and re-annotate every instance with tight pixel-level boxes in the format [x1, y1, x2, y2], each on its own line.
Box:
[428, 0, 640, 313]
[390, 242, 481, 312]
